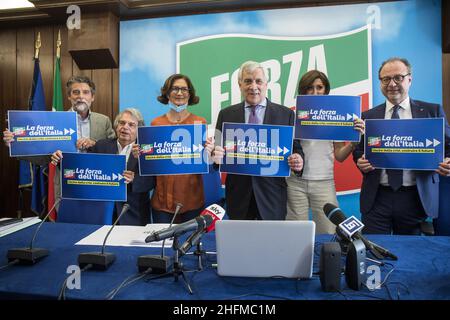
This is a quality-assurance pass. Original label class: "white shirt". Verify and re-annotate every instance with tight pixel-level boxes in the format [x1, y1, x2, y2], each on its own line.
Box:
[69, 109, 91, 153]
[117, 140, 133, 163]
[300, 140, 334, 180]
[379, 97, 416, 186]
[72, 110, 91, 139]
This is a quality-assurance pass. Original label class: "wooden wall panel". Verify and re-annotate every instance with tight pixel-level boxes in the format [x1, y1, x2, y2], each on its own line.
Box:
[112, 68, 119, 121]
[16, 28, 35, 111]
[92, 69, 113, 120]
[72, 60, 92, 79]
[0, 29, 18, 217]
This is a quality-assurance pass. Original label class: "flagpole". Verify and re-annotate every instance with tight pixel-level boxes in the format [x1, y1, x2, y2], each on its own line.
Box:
[56, 29, 61, 59]
[35, 32, 41, 59]
[48, 29, 64, 221]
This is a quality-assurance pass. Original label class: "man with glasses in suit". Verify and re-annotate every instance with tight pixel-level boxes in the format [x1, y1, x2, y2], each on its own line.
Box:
[353, 57, 450, 235]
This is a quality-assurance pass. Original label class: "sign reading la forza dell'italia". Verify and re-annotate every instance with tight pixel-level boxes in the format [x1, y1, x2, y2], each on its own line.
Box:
[365, 118, 444, 170]
[220, 122, 293, 177]
[177, 25, 372, 193]
[137, 124, 208, 175]
[8, 111, 77, 156]
[295, 95, 361, 141]
[61, 152, 127, 201]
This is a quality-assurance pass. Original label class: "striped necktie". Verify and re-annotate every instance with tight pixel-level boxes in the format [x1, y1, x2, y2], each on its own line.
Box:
[248, 105, 260, 124]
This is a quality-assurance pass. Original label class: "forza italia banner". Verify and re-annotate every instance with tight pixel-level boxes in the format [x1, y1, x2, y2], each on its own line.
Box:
[365, 118, 444, 170]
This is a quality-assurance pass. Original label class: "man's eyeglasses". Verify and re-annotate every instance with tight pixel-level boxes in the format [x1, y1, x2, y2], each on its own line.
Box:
[170, 87, 190, 94]
[118, 120, 137, 129]
[379, 73, 410, 85]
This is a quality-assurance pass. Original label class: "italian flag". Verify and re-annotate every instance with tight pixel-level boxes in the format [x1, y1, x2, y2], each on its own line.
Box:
[48, 47, 63, 221]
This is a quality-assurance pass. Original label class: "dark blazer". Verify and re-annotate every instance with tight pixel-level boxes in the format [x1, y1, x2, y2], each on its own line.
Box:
[215, 99, 303, 220]
[90, 139, 155, 225]
[353, 99, 450, 218]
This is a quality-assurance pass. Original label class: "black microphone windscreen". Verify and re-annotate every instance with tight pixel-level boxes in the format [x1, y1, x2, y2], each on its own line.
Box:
[323, 203, 346, 225]
[323, 203, 337, 215]
[203, 214, 213, 226]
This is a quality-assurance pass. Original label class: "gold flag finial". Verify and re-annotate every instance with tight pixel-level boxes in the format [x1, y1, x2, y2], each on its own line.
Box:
[34, 32, 41, 59]
[56, 29, 61, 58]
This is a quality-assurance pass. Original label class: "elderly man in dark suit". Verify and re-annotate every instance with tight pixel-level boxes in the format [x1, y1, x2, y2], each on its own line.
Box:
[211, 61, 304, 220]
[353, 57, 450, 235]
[52, 108, 155, 226]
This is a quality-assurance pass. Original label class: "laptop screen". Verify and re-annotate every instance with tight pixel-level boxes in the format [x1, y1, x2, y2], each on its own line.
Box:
[215, 220, 315, 278]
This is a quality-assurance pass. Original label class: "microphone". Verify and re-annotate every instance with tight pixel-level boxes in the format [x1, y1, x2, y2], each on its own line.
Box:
[323, 203, 398, 261]
[145, 214, 213, 243]
[78, 203, 130, 270]
[7, 198, 62, 265]
[178, 204, 225, 255]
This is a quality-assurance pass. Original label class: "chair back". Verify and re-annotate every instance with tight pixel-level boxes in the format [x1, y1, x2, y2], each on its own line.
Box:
[57, 199, 115, 225]
[202, 168, 225, 208]
[435, 176, 450, 235]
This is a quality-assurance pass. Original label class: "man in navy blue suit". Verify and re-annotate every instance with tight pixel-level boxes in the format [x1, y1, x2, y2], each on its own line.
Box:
[52, 108, 155, 226]
[353, 57, 450, 235]
[211, 61, 304, 220]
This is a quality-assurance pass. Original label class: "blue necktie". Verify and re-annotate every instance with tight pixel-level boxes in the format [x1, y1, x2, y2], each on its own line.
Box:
[248, 105, 260, 124]
[387, 105, 403, 191]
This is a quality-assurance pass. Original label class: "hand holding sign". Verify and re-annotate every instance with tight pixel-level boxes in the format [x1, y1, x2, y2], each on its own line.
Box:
[76, 137, 96, 151]
[2, 129, 14, 147]
[204, 137, 215, 157]
[356, 154, 375, 173]
[122, 170, 135, 184]
[131, 143, 140, 159]
[353, 118, 365, 135]
[437, 157, 450, 177]
[212, 145, 225, 165]
[51, 150, 63, 165]
[287, 153, 304, 172]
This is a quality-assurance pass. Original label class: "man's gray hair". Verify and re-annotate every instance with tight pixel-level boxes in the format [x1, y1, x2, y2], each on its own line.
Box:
[238, 61, 267, 83]
[66, 75, 96, 96]
[114, 108, 145, 128]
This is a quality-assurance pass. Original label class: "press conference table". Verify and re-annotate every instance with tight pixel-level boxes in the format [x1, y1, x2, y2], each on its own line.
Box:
[0, 222, 449, 300]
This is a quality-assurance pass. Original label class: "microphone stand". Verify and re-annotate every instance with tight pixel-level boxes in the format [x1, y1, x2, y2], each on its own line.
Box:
[333, 226, 350, 254]
[194, 241, 205, 271]
[172, 235, 193, 294]
[143, 234, 194, 295]
[143, 209, 208, 295]
[78, 203, 130, 270]
[137, 203, 183, 274]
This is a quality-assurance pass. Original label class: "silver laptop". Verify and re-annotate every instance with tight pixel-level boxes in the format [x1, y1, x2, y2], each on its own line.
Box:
[215, 220, 315, 278]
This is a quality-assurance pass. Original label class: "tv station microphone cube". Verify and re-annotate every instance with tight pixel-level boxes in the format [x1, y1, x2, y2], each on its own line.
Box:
[319, 242, 342, 292]
[338, 216, 364, 238]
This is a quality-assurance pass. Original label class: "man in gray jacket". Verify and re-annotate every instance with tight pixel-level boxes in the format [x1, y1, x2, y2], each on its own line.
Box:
[3, 75, 115, 211]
